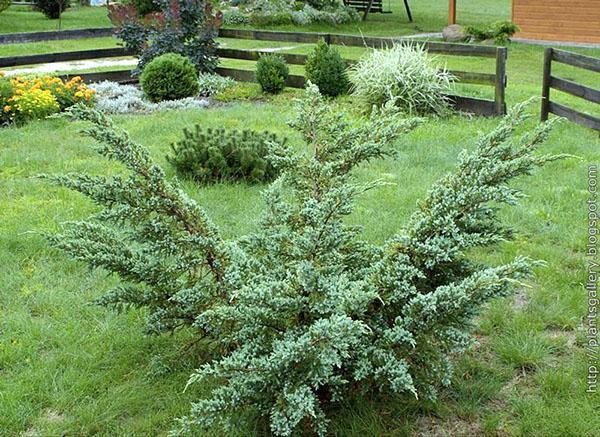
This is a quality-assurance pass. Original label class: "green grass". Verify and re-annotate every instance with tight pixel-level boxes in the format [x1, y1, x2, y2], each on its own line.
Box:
[1, 1, 600, 435]
[0, 5, 111, 34]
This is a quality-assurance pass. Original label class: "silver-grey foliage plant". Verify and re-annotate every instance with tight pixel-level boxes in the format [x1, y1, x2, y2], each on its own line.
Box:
[48, 84, 560, 436]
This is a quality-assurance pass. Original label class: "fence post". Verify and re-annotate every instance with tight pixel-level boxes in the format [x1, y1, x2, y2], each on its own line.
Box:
[541, 48, 553, 122]
[494, 47, 507, 115]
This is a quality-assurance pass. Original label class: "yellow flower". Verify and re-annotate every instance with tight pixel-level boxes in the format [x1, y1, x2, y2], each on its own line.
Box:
[3, 105, 10, 111]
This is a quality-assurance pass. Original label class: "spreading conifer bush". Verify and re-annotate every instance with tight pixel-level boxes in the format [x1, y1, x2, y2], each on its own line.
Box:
[256, 54, 289, 94]
[305, 39, 349, 97]
[47, 85, 560, 435]
[167, 126, 285, 183]
[140, 53, 199, 102]
[348, 43, 453, 115]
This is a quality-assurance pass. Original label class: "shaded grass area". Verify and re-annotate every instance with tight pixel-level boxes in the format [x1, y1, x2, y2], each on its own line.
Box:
[1, 89, 599, 434]
[0, 5, 111, 34]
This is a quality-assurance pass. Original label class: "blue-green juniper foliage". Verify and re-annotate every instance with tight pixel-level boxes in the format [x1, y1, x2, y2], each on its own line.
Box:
[47, 84, 560, 436]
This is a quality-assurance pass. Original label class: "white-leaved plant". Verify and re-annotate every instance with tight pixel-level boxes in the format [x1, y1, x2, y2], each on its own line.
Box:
[48, 84, 560, 436]
[348, 43, 454, 116]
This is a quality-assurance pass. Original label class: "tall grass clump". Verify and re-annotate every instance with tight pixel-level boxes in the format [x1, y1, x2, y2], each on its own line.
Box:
[348, 43, 453, 116]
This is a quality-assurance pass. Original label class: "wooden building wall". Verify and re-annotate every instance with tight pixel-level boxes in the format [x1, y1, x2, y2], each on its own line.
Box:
[512, 0, 600, 44]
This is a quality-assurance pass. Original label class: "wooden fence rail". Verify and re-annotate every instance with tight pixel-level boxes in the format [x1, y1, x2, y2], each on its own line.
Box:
[0, 28, 508, 116]
[541, 48, 600, 132]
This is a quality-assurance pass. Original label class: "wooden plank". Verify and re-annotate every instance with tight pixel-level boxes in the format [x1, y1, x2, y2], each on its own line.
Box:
[548, 101, 600, 131]
[447, 95, 497, 116]
[219, 28, 498, 58]
[550, 76, 600, 105]
[0, 47, 133, 68]
[217, 48, 308, 65]
[219, 28, 327, 44]
[541, 48, 552, 122]
[0, 27, 114, 45]
[551, 49, 600, 74]
[215, 67, 306, 88]
[448, 70, 496, 85]
[59, 70, 136, 85]
[495, 47, 507, 115]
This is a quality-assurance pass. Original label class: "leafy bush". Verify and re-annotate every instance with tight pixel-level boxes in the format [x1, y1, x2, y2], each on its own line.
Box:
[348, 43, 453, 115]
[35, 0, 69, 19]
[132, 0, 159, 16]
[49, 86, 560, 435]
[256, 54, 289, 94]
[466, 21, 520, 44]
[197, 73, 235, 97]
[140, 53, 200, 102]
[108, 0, 221, 74]
[91, 81, 208, 114]
[0, 0, 11, 13]
[167, 126, 284, 183]
[1, 75, 94, 125]
[305, 39, 348, 97]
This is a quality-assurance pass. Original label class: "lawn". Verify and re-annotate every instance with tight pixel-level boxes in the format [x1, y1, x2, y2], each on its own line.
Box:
[0, 4, 111, 34]
[1, 1, 600, 436]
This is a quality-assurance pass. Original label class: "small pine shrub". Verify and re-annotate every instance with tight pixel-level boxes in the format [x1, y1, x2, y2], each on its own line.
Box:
[140, 53, 199, 102]
[256, 54, 289, 94]
[348, 43, 453, 115]
[305, 39, 348, 97]
[48, 86, 561, 435]
[167, 126, 284, 183]
[35, 0, 69, 19]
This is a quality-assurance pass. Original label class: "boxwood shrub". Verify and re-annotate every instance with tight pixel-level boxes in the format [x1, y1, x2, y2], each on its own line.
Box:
[140, 53, 199, 103]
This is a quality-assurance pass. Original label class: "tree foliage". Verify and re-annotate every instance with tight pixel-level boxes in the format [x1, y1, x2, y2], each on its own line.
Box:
[108, 0, 222, 74]
[48, 85, 560, 435]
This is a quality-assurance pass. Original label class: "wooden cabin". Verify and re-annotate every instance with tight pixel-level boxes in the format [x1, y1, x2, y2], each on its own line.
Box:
[448, 0, 600, 44]
[511, 0, 600, 44]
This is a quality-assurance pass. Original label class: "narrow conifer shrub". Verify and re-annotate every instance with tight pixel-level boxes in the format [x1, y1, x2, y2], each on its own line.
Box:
[305, 39, 349, 97]
[348, 43, 453, 115]
[256, 54, 289, 94]
[140, 53, 200, 102]
[167, 126, 285, 183]
[47, 86, 560, 435]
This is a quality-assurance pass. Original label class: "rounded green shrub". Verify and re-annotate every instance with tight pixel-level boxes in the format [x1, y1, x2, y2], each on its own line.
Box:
[140, 53, 199, 103]
[35, 0, 69, 19]
[167, 126, 286, 183]
[255, 54, 289, 94]
[305, 39, 349, 97]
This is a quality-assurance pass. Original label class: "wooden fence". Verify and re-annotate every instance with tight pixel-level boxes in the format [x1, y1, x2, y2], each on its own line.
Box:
[541, 48, 600, 132]
[0, 28, 508, 116]
[217, 29, 508, 116]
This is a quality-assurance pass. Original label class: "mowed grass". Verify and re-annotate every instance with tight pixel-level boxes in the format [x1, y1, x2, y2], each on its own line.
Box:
[0, 5, 111, 33]
[1, 1, 600, 434]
